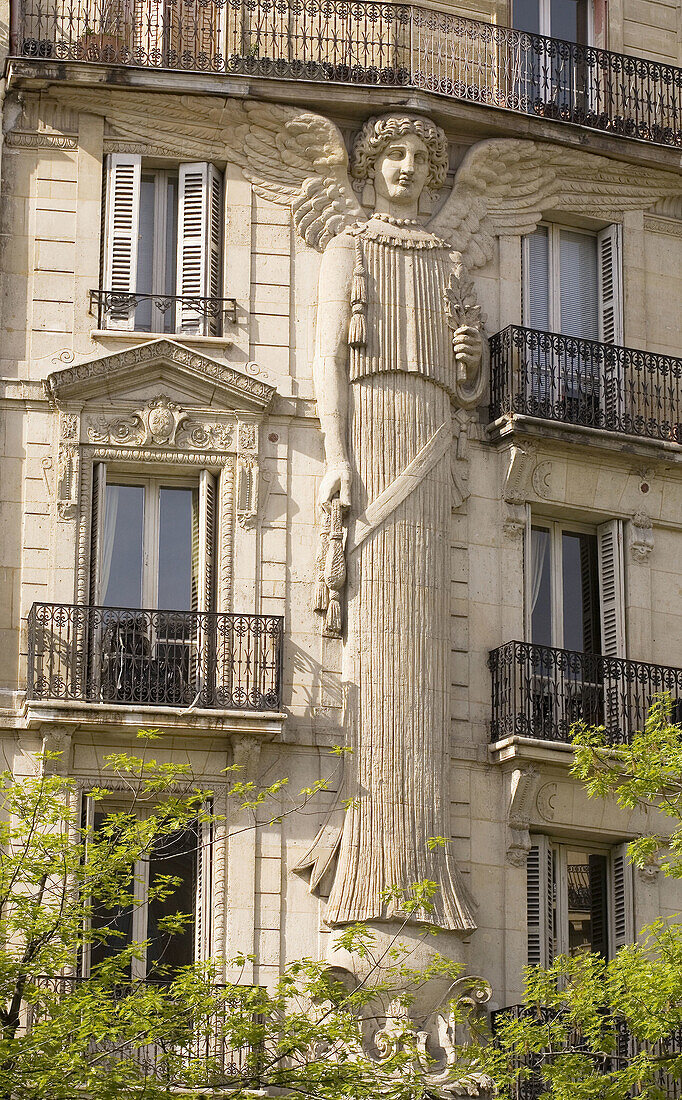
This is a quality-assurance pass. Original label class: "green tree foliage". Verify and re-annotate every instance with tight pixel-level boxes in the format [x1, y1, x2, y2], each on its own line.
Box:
[481, 697, 682, 1100]
[0, 734, 472, 1100]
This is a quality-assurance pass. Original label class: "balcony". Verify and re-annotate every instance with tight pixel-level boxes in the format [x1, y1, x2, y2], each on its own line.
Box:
[491, 1005, 682, 1100]
[489, 326, 682, 445]
[488, 640, 682, 746]
[24, 976, 260, 1089]
[12, 2, 682, 148]
[27, 603, 283, 712]
[89, 290, 238, 337]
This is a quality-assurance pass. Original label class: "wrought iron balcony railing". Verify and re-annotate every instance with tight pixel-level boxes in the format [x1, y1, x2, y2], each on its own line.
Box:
[488, 640, 682, 746]
[89, 290, 237, 336]
[489, 325, 682, 443]
[23, 976, 261, 1088]
[12, 3, 682, 148]
[27, 603, 283, 711]
[491, 1005, 682, 1100]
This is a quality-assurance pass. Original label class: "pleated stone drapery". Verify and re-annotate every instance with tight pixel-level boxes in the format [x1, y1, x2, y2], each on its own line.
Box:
[324, 223, 476, 933]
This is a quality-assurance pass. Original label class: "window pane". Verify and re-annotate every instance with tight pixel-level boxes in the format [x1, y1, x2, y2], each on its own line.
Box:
[158, 487, 194, 610]
[560, 230, 598, 340]
[513, 0, 540, 33]
[566, 849, 608, 956]
[102, 484, 144, 608]
[164, 174, 178, 321]
[135, 174, 155, 332]
[90, 811, 133, 975]
[562, 532, 600, 653]
[146, 825, 198, 975]
[525, 227, 550, 331]
[550, 0, 589, 43]
[530, 526, 552, 645]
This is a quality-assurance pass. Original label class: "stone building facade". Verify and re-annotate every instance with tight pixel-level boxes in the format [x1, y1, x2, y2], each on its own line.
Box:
[1, 0, 682, 1081]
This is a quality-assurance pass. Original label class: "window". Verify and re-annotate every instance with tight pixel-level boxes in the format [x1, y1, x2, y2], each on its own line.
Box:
[88, 466, 218, 705]
[102, 155, 223, 335]
[527, 522, 600, 654]
[511, 1, 594, 119]
[527, 837, 633, 967]
[83, 800, 211, 979]
[523, 224, 622, 344]
[522, 223, 623, 421]
[513, 0, 591, 44]
[526, 519, 624, 657]
[90, 467, 217, 612]
[524, 519, 625, 739]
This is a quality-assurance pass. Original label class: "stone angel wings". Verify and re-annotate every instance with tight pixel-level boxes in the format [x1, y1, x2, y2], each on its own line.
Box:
[51, 91, 682, 264]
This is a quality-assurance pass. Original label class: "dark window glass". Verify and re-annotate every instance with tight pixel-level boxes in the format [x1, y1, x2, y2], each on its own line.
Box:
[102, 484, 144, 608]
[164, 175, 179, 333]
[566, 848, 608, 957]
[513, 0, 540, 33]
[145, 824, 197, 975]
[562, 532, 600, 653]
[550, 0, 589, 44]
[90, 811, 133, 974]
[136, 174, 156, 330]
[530, 526, 552, 646]
[157, 487, 195, 610]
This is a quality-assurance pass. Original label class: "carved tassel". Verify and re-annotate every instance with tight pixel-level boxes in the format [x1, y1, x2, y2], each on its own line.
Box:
[348, 235, 367, 349]
[313, 509, 330, 614]
[323, 498, 346, 638]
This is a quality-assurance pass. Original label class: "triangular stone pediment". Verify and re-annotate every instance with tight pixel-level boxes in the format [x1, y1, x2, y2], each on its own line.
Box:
[45, 339, 275, 413]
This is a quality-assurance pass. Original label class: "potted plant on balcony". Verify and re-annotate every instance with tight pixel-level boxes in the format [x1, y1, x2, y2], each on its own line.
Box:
[76, 3, 130, 60]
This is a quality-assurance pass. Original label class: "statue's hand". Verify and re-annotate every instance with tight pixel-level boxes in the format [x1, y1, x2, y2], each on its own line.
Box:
[319, 460, 352, 509]
[453, 325, 483, 382]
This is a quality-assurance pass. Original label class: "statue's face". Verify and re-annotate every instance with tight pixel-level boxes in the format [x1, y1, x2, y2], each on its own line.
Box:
[373, 132, 430, 206]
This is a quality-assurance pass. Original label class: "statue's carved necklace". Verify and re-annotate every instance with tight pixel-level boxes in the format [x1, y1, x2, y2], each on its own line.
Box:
[371, 212, 421, 228]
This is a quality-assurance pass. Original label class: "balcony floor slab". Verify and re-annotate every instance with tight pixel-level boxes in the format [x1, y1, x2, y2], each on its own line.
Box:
[6, 59, 682, 174]
[23, 698, 286, 740]
[489, 734, 578, 769]
[487, 413, 682, 466]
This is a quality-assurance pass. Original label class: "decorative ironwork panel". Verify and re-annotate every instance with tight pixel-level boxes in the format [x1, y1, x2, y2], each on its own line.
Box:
[488, 640, 682, 746]
[492, 1005, 682, 1100]
[489, 325, 682, 443]
[27, 603, 283, 712]
[25, 976, 262, 1088]
[13, 4, 682, 148]
[89, 290, 237, 334]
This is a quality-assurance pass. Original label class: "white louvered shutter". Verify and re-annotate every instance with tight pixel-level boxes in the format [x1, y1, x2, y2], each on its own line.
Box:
[609, 843, 634, 953]
[597, 225, 623, 425]
[176, 163, 223, 336]
[198, 470, 217, 613]
[103, 155, 141, 330]
[527, 837, 554, 968]
[598, 520, 626, 740]
[598, 520, 626, 658]
[89, 463, 107, 606]
[597, 225, 623, 346]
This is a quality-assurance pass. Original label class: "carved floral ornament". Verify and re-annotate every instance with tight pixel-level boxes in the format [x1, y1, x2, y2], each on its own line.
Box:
[86, 394, 236, 451]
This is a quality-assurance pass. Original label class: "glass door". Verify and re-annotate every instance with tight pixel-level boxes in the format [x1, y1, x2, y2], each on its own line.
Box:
[512, 0, 591, 117]
[97, 478, 199, 705]
[523, 225, 600, 423]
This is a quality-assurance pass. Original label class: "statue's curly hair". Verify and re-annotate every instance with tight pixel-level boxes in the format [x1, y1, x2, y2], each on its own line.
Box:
[351, 114, 449, 190]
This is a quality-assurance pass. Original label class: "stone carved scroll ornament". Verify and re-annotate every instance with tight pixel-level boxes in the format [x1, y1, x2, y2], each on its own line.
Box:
[54, 91, 682, 934]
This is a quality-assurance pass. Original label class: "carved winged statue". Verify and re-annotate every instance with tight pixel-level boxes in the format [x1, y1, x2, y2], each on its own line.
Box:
[58, 91, 682, 933]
